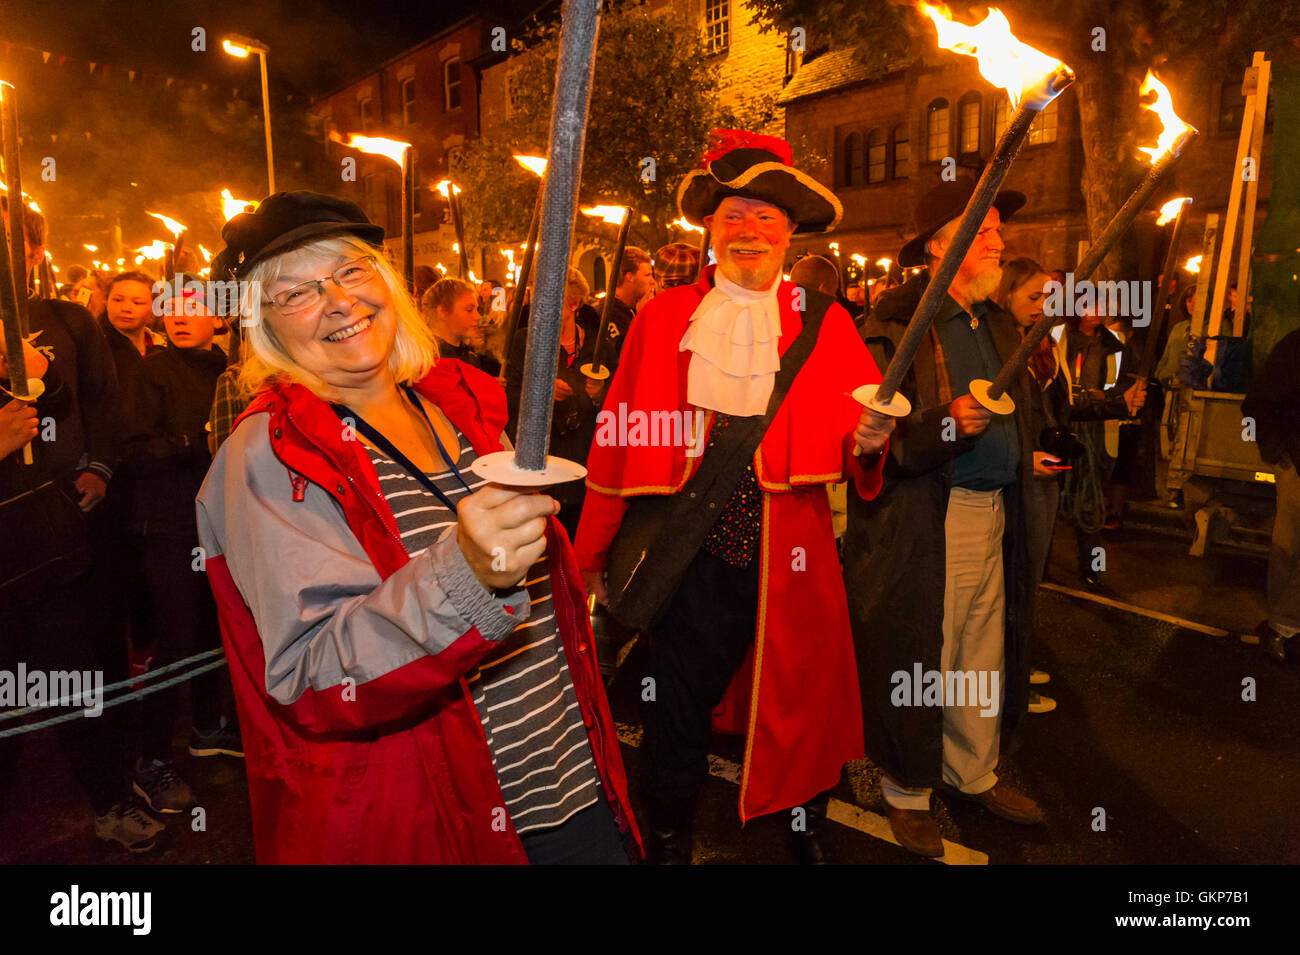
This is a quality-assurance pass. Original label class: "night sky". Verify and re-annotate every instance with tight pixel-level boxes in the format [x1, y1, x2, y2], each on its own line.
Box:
[0, 0, 545, 268]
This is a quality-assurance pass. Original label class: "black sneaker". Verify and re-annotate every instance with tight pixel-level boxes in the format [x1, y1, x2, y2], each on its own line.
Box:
[95, 801, 164, 853]
[132, 758, 196, 814]
[188, 719, 244, 758]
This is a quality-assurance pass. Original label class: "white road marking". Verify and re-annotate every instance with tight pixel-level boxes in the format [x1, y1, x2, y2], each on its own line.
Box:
[615, 722, 987, 865]
[1039, 582, 1231, 637]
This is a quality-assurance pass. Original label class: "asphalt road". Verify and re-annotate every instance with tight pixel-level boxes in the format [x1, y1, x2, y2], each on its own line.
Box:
[1, 520, 1293, 865]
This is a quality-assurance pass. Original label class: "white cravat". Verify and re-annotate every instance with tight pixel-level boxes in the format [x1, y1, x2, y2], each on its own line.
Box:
[679, 269, 782, 417]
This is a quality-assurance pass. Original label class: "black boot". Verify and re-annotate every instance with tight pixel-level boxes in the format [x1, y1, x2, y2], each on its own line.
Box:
[648, 797, 696, 865]
[789, 791, 833, 865]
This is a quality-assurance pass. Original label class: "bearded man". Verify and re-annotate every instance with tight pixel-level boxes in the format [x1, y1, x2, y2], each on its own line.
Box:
[843, 178, 1048, 857]
[575, 130, 894, 863]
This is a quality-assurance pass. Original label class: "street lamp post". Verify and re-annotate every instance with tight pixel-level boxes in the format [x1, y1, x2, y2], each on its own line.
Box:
[223, 35, 276, 195]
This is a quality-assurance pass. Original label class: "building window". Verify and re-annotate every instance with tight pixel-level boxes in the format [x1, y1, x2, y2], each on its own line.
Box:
[892, 123, 910, 179]
[993, 93, 1058, 145]
[401, 78, 417, 126]
[958, 92, 981, 154]
[926, 98, 950, 162]
[842, 131, 865, 187]
[704, 0, 730, 54]
[444, 58, 462, 112]
[867, 128, 887, 183]
[359, 97, 374, 135]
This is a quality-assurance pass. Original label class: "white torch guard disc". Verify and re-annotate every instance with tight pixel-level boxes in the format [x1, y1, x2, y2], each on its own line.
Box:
[579, 363, 610, 381]
[470, 450, 587, 487]
[2, 377, 46, 401]
[969, 378, 1016, 415]
[852, 383, 912, 418]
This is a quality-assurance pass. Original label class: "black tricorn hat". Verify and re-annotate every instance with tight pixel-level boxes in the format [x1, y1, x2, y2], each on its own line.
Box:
[677, 129, 842, 235]
[897, 177, 1026, 268]
[220, 191, 386, 278]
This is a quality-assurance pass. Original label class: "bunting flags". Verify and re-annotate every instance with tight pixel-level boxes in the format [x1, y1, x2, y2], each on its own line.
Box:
[0, 35, 298, 105]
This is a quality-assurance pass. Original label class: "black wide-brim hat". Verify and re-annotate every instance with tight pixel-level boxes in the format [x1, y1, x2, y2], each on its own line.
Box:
[219, 191, 386, 279]
[677, 129, 842, 235]
[897, 177, 1026, 268]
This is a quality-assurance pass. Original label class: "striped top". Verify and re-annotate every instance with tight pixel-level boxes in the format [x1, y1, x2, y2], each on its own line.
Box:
[363, 427, 601, 835]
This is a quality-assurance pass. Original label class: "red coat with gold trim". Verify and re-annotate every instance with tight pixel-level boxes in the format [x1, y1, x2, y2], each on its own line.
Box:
[574, 266, 887, 821]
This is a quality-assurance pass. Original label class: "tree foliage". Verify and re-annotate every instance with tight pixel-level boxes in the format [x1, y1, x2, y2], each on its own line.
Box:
[453, 1, 765, 256]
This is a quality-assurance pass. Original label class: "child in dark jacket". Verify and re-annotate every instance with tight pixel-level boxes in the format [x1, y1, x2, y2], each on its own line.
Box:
[122, 285, 242, 816]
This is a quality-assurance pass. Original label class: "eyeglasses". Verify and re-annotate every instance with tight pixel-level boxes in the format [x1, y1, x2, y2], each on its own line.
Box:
[265, 256, 379, 315]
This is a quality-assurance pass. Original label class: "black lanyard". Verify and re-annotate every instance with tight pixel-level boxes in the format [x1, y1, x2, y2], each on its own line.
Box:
[331, 385, 472, 514]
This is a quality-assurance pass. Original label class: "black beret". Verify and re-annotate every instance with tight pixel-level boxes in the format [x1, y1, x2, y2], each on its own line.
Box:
[219, 191, 385, 278]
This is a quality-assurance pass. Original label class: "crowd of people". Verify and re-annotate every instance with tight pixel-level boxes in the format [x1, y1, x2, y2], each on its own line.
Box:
[1, 126, 1296, 865]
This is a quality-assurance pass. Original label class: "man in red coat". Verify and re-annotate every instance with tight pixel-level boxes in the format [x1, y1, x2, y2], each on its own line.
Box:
[575, 130, 895, 863]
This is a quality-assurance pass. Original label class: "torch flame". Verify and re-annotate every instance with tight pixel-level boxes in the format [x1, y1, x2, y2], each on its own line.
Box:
[671, 216, 705, 234]
[331, 131, 410, 168]
[877, 257, 893, 270]
[1184, 255, 1202, 273]
[221, 188, 256, 222]
[919, 4, 1065, 110]
[513, 155, 547, 177]
[434, 179, 463, 198]
[1155, 196, 1191, 227]
[850, 254, 867, 266]
[581, 205, 629, 225]
[1137, 71, 1196, 164]
[84, 244, 98, 253]
[148, 212, 186, 237]
[136, 240, 169, 259]
[198, 244, 212, 263]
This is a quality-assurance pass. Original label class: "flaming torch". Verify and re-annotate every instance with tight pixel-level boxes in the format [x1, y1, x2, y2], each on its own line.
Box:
[149, 211, 187, 283]
[501, 155, 548, 375]
[221, 189, 256, 222]
[851, 3, 1075, 435]
[0, 81, 41, 464]
[974, 69, 1198, 413]
[435, 179, 468, 281]
[1132, 196, 1192, 386]
[470, 0, 600, 486]
[333, 132, 415, 289]
[579, 204, 633, 382]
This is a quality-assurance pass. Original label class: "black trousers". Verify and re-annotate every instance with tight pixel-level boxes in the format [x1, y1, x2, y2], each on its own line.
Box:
[0, 576, 127, 817]
[642, 548, 759, 808]
[519, 797, 629, 865]
[137, 534, 226, 759]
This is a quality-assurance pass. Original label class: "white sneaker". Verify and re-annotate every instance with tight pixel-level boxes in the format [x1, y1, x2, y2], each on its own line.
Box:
[95, 802, 164, 853]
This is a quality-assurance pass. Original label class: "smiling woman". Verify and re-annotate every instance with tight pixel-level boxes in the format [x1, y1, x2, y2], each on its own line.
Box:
[196, 191, 639, 864]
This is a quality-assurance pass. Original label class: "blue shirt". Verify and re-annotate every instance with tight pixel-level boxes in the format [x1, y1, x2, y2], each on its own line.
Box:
[934, 297, 1020, 491]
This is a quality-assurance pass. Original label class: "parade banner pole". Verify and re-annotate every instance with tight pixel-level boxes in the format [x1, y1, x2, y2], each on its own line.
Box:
[580, 204, 632, 381]
[851, 6, 1075, 442]
[0, 82, 40, 465]
[501, 156, 548, 378]
[1135, 197, 1191, 383]
[974, 93, 1198, 412]
[471, 0, 600, 485]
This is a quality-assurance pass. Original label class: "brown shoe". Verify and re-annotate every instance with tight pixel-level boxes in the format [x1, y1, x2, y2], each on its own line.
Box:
[948, 782, 1044, 825]
[885, 804, 944, 857]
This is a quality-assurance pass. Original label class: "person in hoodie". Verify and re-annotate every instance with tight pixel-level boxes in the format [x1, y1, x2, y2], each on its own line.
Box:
[121, 279, 242, 819]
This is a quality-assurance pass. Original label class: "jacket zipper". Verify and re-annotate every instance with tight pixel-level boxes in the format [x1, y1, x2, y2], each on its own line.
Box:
[282, 407, 405, 551]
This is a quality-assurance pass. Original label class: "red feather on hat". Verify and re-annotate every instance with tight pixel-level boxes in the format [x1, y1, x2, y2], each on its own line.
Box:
[699, 129, 794, 169]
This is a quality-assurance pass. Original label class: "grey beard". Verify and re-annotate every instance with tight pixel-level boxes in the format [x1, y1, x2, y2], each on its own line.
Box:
[967, 266, 1003, 306]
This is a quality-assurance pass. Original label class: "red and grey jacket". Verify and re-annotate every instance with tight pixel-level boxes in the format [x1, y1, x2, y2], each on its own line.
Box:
[195, 358, 641, 863]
